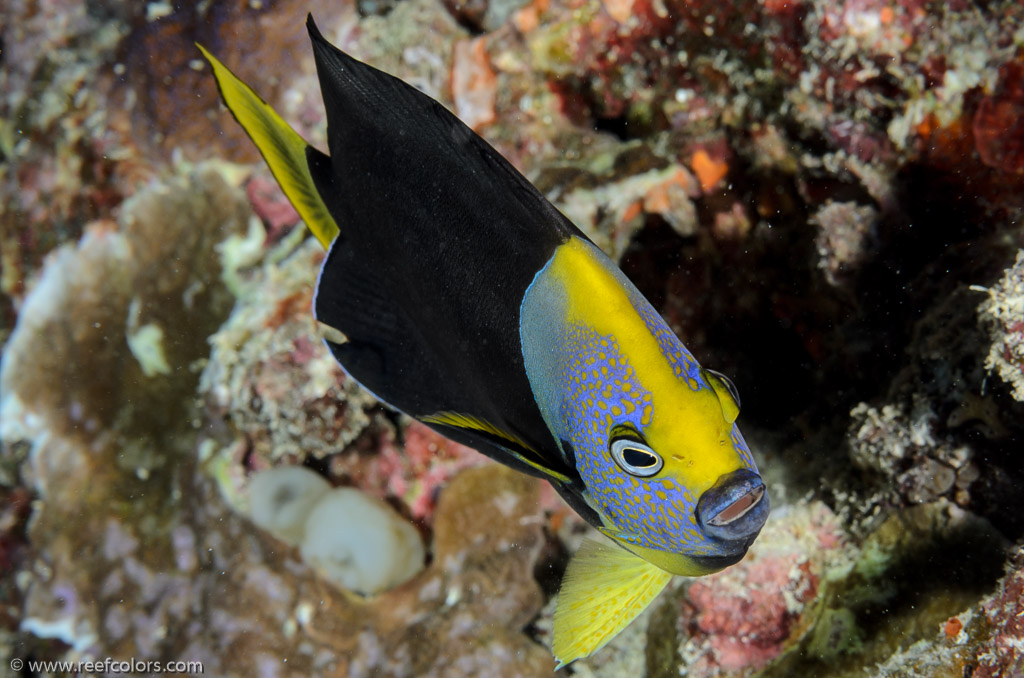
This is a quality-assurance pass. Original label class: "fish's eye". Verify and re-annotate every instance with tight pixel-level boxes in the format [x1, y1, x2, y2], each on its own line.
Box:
[610, 438, 664, 477]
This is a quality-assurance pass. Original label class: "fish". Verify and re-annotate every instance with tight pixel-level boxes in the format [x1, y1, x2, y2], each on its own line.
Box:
[199, 15, 769, 668]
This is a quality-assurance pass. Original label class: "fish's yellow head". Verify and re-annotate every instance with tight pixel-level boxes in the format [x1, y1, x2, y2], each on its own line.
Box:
[521, 238, 769, 576]
[595, 365, 768, 576]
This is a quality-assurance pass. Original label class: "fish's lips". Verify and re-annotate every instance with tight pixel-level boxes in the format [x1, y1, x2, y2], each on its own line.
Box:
[695, 468, 769, 548]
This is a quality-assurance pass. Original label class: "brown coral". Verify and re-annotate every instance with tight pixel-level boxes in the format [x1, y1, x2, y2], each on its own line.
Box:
[973, 61, 1024, 174]
[1, 166, 554, 677]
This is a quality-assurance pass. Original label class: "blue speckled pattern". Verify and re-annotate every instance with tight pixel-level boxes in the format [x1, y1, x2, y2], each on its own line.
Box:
[730, 425, 757, 471]
[634, 303, 705, 390]
[520, 236, 764, 567]
[557, 324, 718, 556]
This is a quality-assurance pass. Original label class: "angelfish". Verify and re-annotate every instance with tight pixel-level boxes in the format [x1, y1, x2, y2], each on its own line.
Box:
[200, 16, 769, 667]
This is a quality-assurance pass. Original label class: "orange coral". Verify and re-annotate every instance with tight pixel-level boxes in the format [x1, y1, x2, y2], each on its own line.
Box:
[650, 167, 699, 208]
[513, 0, 549, 33]
[691, 149, 729, 193]
[622, 200, 645, 224]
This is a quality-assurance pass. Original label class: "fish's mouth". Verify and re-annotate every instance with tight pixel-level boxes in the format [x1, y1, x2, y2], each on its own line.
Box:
[696, 469, 770, 548]
[707, 485, 765, 527]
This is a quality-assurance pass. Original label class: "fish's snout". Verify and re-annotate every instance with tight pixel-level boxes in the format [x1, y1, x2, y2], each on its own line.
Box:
[696, 469, 769, 546]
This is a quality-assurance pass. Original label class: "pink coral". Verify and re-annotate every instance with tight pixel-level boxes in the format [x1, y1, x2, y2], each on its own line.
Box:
[678, 502, 844, 675]
[332, 422, 488, 521]
[686, 555, 819, 671]
[246, 174, 300, 241]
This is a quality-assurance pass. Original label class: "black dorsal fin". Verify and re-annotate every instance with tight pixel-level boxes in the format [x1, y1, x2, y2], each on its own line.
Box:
[305, 15, 582, 481]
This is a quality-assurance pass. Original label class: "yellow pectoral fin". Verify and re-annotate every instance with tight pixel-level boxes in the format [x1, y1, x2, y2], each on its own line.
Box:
[703, 368, 740, 424]
[197, 44, 339, 249]
[553, 538, 673, 669]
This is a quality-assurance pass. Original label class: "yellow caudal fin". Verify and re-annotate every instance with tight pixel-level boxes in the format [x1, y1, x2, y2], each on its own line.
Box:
[553, 538, 672, 669]
[197, 44, 339, 248]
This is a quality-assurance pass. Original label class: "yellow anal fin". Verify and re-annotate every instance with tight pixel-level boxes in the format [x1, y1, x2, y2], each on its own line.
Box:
[553, 538, 672, 669]
[421, 411, 572, 484]
[197, 44, 339, 249]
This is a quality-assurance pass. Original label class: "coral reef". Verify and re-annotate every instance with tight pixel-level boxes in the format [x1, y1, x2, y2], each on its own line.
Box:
[671, 501, 847, 676]
[643, 499, 1008, 678]
[759, 500, 1009, 678]
[3, 0, 1024, 675]
[199, 235, 377, 467]
[977, 250, 1024, 402]
[1, 0, 137, 310]
[810, 201, 879, 287]
[849, 402, 977, 507]
[198, 230, 487, 524]
[0, 166, 553, 677]
[970, 547, 1024, 678]
[1, 165, 248, 478]
[834, 538, 1024, 678]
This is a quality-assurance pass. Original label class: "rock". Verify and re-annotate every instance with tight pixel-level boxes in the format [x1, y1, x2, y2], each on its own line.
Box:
[248, 466, 332, 547]
[300, 487, 425, 595]
[977, 250, 1024, 402]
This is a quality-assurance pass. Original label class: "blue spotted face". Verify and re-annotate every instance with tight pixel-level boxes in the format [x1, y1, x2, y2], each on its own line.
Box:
[521, 238, 768, 575]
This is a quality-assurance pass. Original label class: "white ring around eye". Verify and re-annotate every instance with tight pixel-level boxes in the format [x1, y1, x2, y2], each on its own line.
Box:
[610, 438, 664, 477]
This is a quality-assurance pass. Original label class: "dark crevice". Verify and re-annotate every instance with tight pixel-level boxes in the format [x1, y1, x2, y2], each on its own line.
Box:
[301, 453, 332, 478]
[619, 217, 686, 310]
[438, 0, 488, 35]
[593, 114, 633, 141]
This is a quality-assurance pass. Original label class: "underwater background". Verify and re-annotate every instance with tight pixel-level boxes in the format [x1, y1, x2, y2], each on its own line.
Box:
[1, 0, 1023, 676]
